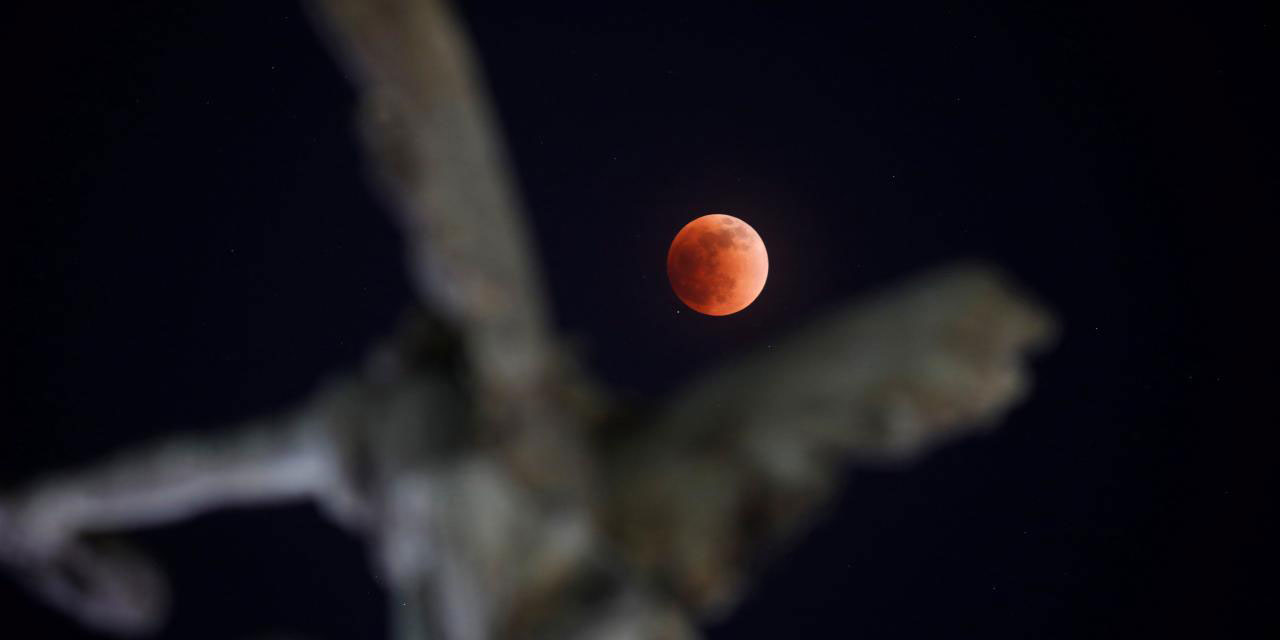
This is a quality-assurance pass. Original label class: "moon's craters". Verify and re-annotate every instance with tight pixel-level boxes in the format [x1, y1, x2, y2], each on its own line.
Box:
[667, 214, 768, 316]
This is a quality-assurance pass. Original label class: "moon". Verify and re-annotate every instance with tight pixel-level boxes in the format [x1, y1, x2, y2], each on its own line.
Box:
[667, 213, 769, 316]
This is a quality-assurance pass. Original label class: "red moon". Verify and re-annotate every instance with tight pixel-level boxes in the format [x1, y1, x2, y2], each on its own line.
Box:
[667, 213, 768, 316]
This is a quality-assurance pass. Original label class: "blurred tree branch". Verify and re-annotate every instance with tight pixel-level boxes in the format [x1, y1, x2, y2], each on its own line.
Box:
[0, 0, 1057, 638]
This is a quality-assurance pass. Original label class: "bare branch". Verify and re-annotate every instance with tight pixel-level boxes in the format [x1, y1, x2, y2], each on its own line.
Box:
[307, 0, 591, 498]
[0, 534, 169, 637]
[2, 412, 330, 559]
[0, 390, 348, 635]
[602, 265, 1057, 616]
[307, 0, 554, 395]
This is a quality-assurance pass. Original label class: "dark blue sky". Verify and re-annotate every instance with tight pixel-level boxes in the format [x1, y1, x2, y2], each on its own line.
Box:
[6, 1, 1275, 638]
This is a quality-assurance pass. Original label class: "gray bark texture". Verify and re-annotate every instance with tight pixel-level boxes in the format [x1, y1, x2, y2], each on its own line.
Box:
[0, 0, 1058, 638]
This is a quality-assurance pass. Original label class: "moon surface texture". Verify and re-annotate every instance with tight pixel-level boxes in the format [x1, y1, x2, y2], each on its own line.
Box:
[667, 213, 768, 316]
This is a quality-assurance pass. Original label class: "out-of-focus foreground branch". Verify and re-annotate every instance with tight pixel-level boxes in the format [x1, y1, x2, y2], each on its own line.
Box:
[0, 0, 1057, 638]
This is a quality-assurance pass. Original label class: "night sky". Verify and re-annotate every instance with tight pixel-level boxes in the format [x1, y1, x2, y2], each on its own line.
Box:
[6, 1, 1276, 638]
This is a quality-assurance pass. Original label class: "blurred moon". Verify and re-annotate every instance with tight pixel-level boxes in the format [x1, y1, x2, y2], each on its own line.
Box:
[667, 213, 768, 316]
